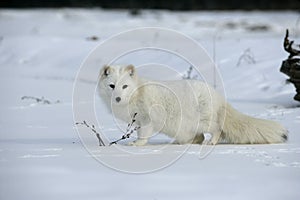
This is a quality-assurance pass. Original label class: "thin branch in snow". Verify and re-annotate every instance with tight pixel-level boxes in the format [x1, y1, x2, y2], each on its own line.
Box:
[284, 29, 300, 59]
[236, 48, 256, 67]
[86, 35, 99, 41]
[109, 112, 140, 145]
[182, 66, 198, 80]
[21, 96, 60, 104]
[75, 121, 105, 146]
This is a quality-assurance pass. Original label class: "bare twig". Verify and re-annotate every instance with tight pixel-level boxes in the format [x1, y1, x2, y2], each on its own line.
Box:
[182, 66, 198, 80]
[236, 48, 256, 67]
[86, 36, 99, 41]
[21, 96, 60, 104]
[75, 121, 105, 146]
[280, 29, 300, 102]
[75, 113, 140, 146]
[109, 113, 140, 145]
[284, 29, 300, 59]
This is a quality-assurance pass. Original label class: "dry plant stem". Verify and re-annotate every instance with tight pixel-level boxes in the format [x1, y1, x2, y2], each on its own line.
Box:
[183, 66, 198, 80]
[280, 29, 300, 101]
[109, 113, 140, 145]
[236, 48, 256, 67]
[284, 29, 300, 59]
[76, 113, 140, 146]
[21, 96, 60, 104]
[76, 121, 105, 146]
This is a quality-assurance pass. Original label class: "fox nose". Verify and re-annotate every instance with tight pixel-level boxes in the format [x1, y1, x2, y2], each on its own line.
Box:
[115, 97, 121, 103]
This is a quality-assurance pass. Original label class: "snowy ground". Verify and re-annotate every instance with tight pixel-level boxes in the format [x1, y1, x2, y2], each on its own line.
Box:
[0, 9, 300, 200]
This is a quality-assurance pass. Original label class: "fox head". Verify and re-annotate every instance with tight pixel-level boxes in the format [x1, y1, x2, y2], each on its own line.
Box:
[98, 64, 138, 105]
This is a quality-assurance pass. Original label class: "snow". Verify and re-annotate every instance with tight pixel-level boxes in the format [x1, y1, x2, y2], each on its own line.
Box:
[0, 8, 300, 200]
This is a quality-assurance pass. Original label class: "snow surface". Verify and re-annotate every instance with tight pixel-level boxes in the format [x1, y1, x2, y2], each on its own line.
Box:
[0, 9, 300, 200]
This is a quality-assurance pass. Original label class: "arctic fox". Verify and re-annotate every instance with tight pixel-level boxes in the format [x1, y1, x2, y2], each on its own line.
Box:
[98, 64, 288, 146]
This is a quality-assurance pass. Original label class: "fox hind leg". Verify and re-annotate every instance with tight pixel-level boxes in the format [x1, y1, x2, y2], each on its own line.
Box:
[207, 122, 222, 145]
[192, 134, 205, 144]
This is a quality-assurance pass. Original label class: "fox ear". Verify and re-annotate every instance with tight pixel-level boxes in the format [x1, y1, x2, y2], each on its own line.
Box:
[101, 65, 110, 77]
[126, 64, 135, 77]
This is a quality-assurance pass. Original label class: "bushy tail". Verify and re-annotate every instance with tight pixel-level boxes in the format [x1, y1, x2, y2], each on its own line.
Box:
[222, 104, 288, 144]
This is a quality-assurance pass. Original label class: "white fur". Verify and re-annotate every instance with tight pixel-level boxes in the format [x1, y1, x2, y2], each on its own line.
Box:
[98, 65, 288, 146]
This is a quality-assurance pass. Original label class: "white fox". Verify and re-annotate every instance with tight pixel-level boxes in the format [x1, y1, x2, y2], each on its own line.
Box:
[98, 64, 288, 146]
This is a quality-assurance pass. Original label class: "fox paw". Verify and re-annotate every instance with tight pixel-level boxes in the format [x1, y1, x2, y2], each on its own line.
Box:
[202, 139, 218, 145]
[128, 139, 147, 146]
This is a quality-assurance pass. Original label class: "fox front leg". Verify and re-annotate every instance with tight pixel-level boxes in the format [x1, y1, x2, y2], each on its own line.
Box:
[128, 125, 153, 146]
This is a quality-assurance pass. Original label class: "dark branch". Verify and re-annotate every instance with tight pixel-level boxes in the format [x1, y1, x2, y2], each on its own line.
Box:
[75, 121, 105, 146]
[284, 29, 300, 58]
[109, 113, 140, 145]
[21, 96, 60, 104]
[183, 66, 198, 80]
[236, 48, 256, 67]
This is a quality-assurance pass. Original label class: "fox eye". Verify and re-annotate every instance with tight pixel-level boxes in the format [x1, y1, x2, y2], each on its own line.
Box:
[122, 85, 128, 89]
[109, 84, 115, 89]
